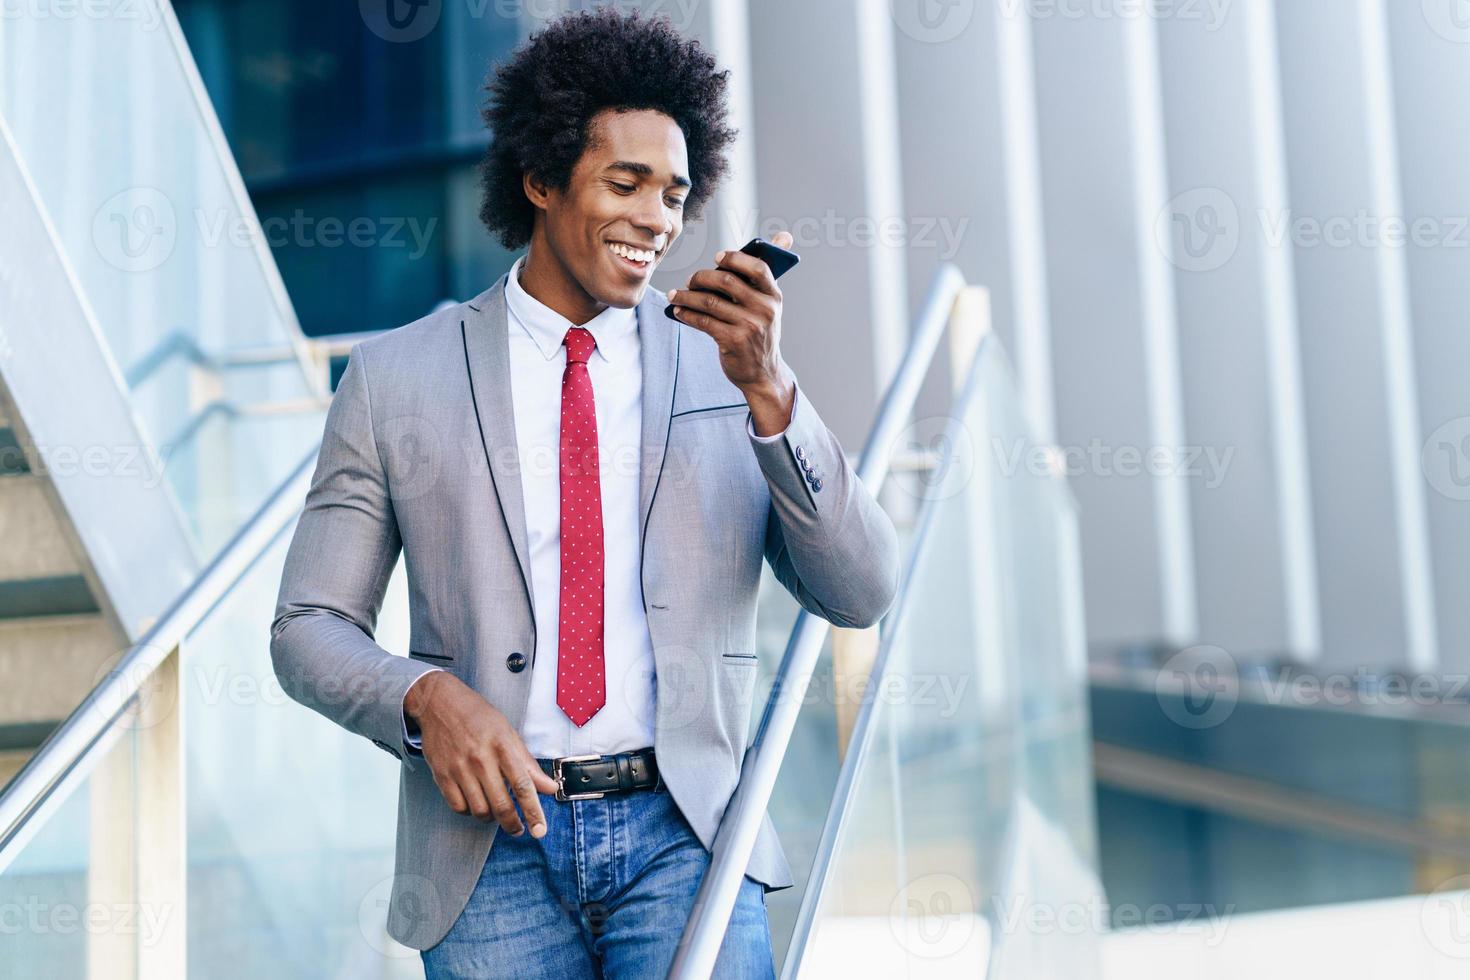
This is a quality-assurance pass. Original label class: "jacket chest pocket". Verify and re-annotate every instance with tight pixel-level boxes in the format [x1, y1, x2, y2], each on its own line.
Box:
[671, 402, 748, 423]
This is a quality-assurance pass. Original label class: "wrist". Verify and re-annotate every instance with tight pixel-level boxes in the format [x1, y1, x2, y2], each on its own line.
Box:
[404, 669, 445, 720]
[744, 366, 796, 435]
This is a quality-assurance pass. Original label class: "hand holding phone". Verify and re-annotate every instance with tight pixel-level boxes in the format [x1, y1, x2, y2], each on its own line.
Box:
[664, 236, 800, 319]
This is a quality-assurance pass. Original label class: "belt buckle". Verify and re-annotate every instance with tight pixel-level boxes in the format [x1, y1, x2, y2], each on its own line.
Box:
[553, 753, 608, 802]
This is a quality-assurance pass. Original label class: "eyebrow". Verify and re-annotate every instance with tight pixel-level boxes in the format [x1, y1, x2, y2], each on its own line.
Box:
[605, 160, 692, 190]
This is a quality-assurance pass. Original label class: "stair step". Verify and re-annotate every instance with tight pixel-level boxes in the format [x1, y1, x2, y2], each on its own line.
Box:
[0, 721, 60, 793]
[0, 475, 82, 581]
[0, 614, 122, 725]
[0, 748, 33, 794]
[0, 577, 98, 619]
[0, 427, 25, 475]
[0, 720, 57, 752]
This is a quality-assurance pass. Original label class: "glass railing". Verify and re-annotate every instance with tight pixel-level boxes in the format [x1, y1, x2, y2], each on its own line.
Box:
[0, 488, 414, 977]
[182, 515, 407, 977]
[0, 0, 321, 556]
[784, 339, 1104, 978]
[758, 518, 927, 964]
[0, 719, 143, 972]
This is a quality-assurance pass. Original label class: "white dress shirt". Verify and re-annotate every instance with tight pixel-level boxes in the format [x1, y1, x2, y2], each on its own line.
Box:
[404, 254, 793, 760]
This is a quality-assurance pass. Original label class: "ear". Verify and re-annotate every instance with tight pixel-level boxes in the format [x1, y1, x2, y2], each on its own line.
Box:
[523, 170, 553, 212]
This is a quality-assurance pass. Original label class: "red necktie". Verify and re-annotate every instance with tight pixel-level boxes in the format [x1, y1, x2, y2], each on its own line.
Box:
[556, 326, 605, 726]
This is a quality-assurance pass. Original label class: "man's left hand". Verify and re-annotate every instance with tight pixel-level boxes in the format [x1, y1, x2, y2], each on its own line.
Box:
[667, 230, 797, 436]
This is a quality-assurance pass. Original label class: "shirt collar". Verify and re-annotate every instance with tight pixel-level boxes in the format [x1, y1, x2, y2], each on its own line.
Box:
[504, 253, 638, 365]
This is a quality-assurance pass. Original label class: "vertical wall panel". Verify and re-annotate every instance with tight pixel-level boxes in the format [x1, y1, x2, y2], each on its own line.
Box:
[892, 1, 1057, 443]
[1275, 0, 1437, 672]
[1154, 0, 1320, 660]
[1385, 0, 1470, 675]
[744, 0, 909, 449]
[1030, 6, 1197, 653]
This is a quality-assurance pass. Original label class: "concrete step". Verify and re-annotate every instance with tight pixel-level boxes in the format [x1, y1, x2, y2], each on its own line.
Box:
[0, 475, 81, 582]
[0, 613, 124, 727]
[0, 577, 97, 619]
[0, 748, 32, 793]
[0, 426, 24, 476]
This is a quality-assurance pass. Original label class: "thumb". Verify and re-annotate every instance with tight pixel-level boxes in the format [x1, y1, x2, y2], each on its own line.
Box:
[528, 759, 560, 794]
[771, 230, 794, 250]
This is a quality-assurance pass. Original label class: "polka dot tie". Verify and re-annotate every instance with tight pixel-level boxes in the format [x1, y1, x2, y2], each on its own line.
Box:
[556, 326, 605, 726]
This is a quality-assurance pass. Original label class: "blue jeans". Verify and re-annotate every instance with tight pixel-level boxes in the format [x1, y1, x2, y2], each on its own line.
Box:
[420, 756, 776, 979]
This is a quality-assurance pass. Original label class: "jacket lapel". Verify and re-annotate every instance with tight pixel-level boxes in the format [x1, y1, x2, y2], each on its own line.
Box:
[461, 273, 537, 613]
[637, 289, 679, 557]
[460, 276, 680, 616]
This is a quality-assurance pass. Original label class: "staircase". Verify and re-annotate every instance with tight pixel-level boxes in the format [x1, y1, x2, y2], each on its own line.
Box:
[0, 388, 129, 789]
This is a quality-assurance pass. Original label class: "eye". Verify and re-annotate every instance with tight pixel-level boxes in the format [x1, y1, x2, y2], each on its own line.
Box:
[665, 197, 685, 210]
[610, 181, 636, 194]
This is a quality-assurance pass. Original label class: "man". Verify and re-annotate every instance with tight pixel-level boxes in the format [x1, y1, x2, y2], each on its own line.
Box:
[270, 9, 899, 978]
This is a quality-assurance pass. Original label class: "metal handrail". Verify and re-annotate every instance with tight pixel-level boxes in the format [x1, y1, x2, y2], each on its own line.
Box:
[778, 331, 995, 978]
[0, 442, 320, 867]
[122, 325, 393, 465]
[123, 330, 213, 389]
[668, 263, 970, 978]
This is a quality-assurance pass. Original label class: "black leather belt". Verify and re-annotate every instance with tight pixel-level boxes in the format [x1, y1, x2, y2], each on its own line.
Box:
[538, 748, 659, 802]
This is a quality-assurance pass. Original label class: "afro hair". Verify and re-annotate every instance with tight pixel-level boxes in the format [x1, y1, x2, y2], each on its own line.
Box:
[477, 7, 739, 251]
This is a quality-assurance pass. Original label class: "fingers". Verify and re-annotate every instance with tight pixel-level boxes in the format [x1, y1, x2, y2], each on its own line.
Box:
[667, 287, 746, 337]
[505, 760, 550, 839]
[670, 268, 777, 336]
[685, 267, 766, 308]
[453, 769, 494, 824]
[452, 741, 557, 839]
[433, 768, 470, 817]
[473, 756, 526, 836]
[714, 247, 780, 297]
[528, 755, 561, 796]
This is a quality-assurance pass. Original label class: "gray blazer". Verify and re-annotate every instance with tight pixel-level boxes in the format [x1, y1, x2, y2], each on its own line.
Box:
[269, 271, 901, 950]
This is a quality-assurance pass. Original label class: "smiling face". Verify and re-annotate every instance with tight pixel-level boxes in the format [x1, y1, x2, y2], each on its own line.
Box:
[522, 108, 690, 321]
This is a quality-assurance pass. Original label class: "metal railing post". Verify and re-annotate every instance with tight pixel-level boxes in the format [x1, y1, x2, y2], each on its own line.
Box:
[667, 266, 968, 979]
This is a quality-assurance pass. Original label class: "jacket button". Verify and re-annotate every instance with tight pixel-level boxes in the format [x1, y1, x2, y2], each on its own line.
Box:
[795, 445, 807, 461]
[811, 478, 823, 492]
[506, 651, 527, 673]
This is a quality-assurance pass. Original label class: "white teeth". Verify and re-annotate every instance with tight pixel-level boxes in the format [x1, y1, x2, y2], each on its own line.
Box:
[609, 242, 655, 263]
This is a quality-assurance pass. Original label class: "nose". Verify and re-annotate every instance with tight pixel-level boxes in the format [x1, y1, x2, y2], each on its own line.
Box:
[629, 189, 674, 245]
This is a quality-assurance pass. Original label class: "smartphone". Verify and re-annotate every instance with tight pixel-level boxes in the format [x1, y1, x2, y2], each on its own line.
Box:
[664, 237, 801, 319]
